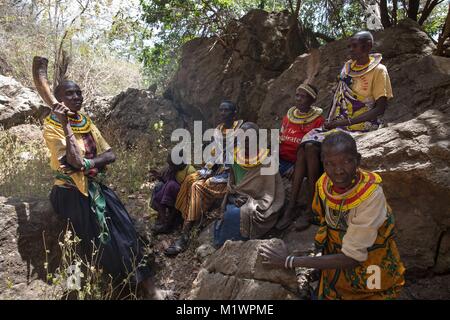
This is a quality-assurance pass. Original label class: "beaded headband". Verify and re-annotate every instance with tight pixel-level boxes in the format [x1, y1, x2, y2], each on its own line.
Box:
[297, 84, 317, 100]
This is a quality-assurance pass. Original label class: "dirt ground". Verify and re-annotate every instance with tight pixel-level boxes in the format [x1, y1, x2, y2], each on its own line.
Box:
[122, 189, 219, 299]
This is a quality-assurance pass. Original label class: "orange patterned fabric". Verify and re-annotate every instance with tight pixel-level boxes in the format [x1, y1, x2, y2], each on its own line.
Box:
[313, 170, 405, 300]
[317, 170, 382, 211]
[175, 172, 227, 222]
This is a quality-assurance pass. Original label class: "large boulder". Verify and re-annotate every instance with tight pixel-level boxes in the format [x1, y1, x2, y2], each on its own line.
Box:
[0, 75, 48, 129]
[356, 109, 450, 275]
[0, 197, 63, 299]
[190, 225, 321, 300]
[166, 9, 304, 125]
[6, 124, 43, 144]
[189, 239, 299, 300]
[85, 88, 188, 146]
[83, 95, 114, 122]
[168, 18, 444, 129]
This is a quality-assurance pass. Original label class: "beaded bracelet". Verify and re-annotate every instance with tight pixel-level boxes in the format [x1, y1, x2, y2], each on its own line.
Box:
[83, 158, 93, 171]
[284, 256, 295, 269]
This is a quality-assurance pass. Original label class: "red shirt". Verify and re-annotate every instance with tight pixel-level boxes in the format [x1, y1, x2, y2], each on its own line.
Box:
[279, 115, 325, 162]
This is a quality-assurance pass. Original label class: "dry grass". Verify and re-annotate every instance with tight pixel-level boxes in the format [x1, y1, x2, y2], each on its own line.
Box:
[42, 223, 146, 300]
[0, 127, 53, 198]
[0, 3, 144, 104]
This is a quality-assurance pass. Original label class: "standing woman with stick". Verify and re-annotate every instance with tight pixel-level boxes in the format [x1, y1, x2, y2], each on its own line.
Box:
[42, 79, 161, 298]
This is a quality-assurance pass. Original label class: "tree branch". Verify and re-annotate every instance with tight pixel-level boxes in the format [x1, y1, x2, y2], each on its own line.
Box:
[436, 2, 450, 55]
[287, 0, 295, 15]
[418, 0, 444, 25]
[294, 0, 302, 18]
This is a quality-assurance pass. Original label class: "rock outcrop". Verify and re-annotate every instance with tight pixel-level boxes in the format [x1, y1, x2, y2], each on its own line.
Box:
[168, 14, 449, 283]
[0, 197, 63, 299]
[84, 88, 188, 146]
[190, 225, 319, 300]
[258, 21, 447, 128]
[189, 239, 299, 300]
[0, 75, 48, 129]
[356, 110, 450, 275]
[6, 124, 43, 144]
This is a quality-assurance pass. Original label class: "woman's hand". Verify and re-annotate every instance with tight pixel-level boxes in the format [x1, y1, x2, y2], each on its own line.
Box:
[324, 119, 350, 130]
[258, 241, 289, 268]
[52, 102, 71, 124]
[323, 120, 338, 130]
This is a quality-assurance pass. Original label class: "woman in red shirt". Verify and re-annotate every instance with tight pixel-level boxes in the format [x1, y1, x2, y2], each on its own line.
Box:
[277, 84, 324, 230]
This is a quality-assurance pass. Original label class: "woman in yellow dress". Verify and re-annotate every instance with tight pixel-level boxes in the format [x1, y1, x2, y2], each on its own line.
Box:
[44, 80, 161, 298]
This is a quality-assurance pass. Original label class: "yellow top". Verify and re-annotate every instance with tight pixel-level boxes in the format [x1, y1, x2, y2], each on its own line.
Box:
[350, 63, 393, 102]
[43, 113, 111, 196]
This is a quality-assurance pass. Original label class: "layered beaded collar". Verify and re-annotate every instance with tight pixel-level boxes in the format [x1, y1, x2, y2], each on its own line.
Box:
[286, 106, 323, 125]
[343, 53, 383, 78]
[317, 170, 382, 211]
[45, 112, 92, 133]
[217, 120, 244, 134]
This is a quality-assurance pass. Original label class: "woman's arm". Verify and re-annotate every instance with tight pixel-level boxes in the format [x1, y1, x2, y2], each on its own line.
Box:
[53, 104, 84, 169]
[324, 97, 387, 129]
[90, 149, 116, 169]
[259, 242, 359, 270]
[291, 254, 359, 269]
[62, 122, 84, 169]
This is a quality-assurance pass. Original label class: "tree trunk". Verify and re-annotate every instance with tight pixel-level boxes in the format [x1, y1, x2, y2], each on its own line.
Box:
[379, 0, 392, 28]
[392, 0, 398, 25]
[286, 16, 308, 61]
[407, 0, 420, 21]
